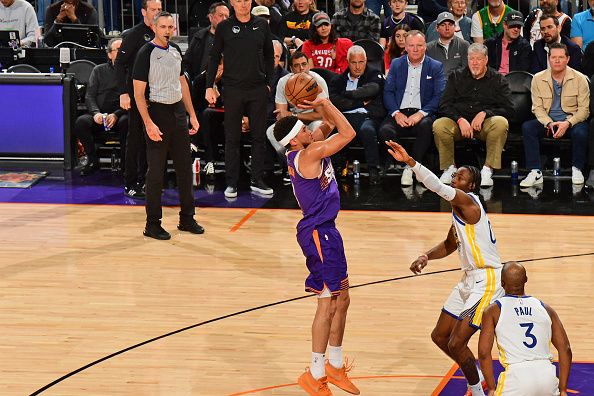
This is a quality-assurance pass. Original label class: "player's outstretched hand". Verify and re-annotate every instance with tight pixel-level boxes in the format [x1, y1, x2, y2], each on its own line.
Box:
[410, 254, 428, 274]
[386, 140, 412, 164]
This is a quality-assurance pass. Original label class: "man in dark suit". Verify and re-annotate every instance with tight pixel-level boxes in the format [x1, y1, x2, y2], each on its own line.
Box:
[380, 30, 446, 186]
[531, 13, 583, 73]
[330, 45, 386, 184]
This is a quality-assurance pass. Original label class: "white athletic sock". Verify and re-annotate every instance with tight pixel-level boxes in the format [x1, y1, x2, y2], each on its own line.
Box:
[469, 381, 486, 396]
[327, 345, 343, 369]
[311, 352, 326, 379]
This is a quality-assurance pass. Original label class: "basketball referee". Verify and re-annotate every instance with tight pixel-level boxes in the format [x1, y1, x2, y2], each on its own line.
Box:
[205, 0, 275, 198]
[133, 11, 204, 240]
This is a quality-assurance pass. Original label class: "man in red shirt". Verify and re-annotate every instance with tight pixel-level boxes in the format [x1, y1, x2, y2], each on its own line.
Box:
[302, 11, 353, 74]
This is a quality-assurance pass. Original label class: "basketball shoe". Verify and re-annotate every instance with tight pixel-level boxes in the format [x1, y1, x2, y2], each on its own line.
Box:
[325, 358, 360, 395]
[298, 369, 333, 396]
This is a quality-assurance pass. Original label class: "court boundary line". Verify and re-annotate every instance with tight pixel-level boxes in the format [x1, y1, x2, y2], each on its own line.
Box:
[29, 252, 594, 395]
[229, 374, 460, 395]
[230, 209, 258, 232]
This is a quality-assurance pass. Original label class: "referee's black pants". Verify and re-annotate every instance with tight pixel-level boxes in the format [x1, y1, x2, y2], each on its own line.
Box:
[223, 85, 269, 187]
[124, 96, 148, 188]
[145, 101, 195, 225]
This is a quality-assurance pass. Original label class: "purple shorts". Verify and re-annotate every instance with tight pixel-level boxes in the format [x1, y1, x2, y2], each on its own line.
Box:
[297, 224, 349, 296]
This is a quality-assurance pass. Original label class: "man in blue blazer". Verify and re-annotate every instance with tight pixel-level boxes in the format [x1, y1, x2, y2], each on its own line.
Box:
[380, 30, 446, 185]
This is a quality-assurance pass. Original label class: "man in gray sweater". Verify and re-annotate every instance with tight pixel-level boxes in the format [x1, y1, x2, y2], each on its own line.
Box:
[0, 0, 38, 47]
[426, 12, 469, 75]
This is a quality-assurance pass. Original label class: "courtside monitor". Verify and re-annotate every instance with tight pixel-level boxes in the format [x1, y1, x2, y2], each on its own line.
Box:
[54, 23, 102, 48]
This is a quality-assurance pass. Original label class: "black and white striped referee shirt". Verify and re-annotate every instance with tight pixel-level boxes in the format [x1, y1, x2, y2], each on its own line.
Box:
[132, 41, 184, 104]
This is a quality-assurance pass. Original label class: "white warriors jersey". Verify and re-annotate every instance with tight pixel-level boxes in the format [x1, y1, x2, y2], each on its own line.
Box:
[495, 295, 553, 367]
[452, 192, 502, 271]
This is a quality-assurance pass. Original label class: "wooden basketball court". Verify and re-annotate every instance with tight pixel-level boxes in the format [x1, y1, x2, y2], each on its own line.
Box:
[1, 203, 593, 395]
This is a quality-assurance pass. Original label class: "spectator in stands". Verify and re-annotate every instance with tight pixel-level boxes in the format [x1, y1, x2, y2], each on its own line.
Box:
[426, 0, 472, 43]
[115, 0, 162, 199]
[332, 0, 381, 43]
[587, 77, 594, 189]
[485, 10, 532, 75]
[433, 43, 513, 187]
[367, 0, 390, 20]
[0, 0, 38, 47]
[384, 23, 409, 72]
[330, 45, 385, 184]
[268, 40, 290, 121]
[44, 0, 98, 47]
[417, 0, 447, 24]
[279, 0, 316, 51]
[263, 40, 289, 175]
[520, 43, 590, 187]
[252, 5, 287, 69]
[570, 0, 594, 49]
[74, 38, 127, 176]
[523, 0, 571, 48]
[272, 51, 329, 132]
[254, 0, 284, 35]
[302, 11, 352, 74]
[184, 2, 229, 82]
[531, 14, 583, 74]
[183, 2, 229, 115]
[379, 0, 424, 48]
[470, 0, 514, 44]
[381, 31, 446, 186]
[426, 12, 469, 75]
[583, 42, 594, 78]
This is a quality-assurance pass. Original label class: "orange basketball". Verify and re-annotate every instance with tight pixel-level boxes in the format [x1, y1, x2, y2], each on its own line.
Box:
[284, 72, 320, 106]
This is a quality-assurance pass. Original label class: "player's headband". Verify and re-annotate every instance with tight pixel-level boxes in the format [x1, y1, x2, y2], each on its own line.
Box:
[279, 120, 304, 147]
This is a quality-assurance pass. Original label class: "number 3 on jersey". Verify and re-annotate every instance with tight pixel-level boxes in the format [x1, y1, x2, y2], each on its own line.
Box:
[520, 322, 537, 348]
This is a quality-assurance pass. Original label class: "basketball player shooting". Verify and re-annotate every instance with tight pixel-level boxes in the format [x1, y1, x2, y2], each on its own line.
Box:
[273, 97, 359, 396]
[386, 140, 504, 396]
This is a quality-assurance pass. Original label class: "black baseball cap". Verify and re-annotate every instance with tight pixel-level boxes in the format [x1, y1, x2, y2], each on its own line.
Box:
[504, 10, 524, 27]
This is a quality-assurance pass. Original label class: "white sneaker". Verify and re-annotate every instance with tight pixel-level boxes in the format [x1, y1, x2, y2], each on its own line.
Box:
[401, 167, 413, 186]
[204, 161, 215, 178]
[572, 167, 585, 184]
[480, 166, 494, 187]
[224, 186, 237, 198]
[440, 165, 456, 184]
[520, 169, 543, 187]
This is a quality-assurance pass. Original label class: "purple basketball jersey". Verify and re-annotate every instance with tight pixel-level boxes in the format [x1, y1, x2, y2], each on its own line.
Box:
[286, 150, 340, 237]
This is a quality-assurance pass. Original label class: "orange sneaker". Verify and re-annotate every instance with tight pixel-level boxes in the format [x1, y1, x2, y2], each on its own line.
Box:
[297, 369, 333, 396]
[325, 358, 360, 395]
[463, 380, 488, 396]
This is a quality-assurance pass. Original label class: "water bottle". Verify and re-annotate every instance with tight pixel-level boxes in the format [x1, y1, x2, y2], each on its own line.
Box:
[510, 160, 518, 183]
[192, 158, 201, 174]
[352, 160, 360, 180]
[102, 113, 110, 131]
[49, 66, 54, 73]
[553, 157, 561, 176]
